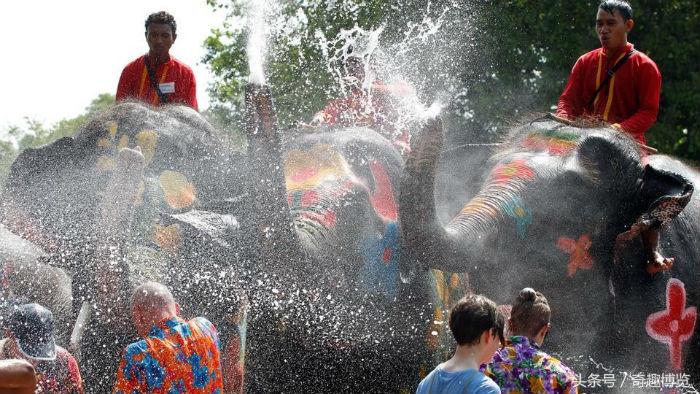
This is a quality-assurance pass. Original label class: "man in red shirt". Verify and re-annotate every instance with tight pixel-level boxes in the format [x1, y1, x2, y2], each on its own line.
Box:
[556, 0, 660, 145]
[310, 56, 411, 154]
[557, 1, 672, 274]
[116, 11, 198, 110]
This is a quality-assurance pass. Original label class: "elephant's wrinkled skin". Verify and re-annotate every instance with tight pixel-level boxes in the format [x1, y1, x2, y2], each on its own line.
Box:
[401, 117, 699, 391]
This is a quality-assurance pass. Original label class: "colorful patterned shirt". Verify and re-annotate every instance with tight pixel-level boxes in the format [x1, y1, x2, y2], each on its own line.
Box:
[113, 316, 223, 394]
[481, 336, 579, 394]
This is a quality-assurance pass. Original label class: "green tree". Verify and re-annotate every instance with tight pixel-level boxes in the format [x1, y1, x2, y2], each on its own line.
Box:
[203, 1, 699, 162]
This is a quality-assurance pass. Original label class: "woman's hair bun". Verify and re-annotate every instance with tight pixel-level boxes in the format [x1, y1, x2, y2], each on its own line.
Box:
[519, 287, 537, 301]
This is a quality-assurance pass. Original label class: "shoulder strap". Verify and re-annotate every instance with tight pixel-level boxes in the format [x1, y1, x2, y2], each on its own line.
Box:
[587, 49, 636, 108]
[145, 58, 169, 105]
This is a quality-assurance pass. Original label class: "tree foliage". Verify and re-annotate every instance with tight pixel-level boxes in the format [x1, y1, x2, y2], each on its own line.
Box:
[203, 0, 699, 162]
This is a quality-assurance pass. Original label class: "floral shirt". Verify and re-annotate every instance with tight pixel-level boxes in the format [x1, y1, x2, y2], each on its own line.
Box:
[481, 336, 579, 394]
[113, 316, 223, 393]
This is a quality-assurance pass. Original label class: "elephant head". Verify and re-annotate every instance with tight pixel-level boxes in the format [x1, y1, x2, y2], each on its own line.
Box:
[400, 117, 696, 374]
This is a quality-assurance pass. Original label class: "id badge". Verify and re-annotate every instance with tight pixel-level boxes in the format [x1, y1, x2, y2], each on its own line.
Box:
[159, 82, 175, 94]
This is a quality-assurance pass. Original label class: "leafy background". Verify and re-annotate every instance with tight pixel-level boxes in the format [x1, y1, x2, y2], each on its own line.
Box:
[2, 0, 697, 187]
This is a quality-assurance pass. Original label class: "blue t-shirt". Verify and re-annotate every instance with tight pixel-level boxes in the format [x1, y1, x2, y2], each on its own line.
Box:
[417, 366, 500, 394]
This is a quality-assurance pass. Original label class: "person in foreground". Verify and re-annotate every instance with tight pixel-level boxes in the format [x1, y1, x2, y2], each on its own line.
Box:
[0, 359, 36, 394]
[416, 294, 504, 394]
[113, 281, 223, 393]
[0, 303, 83, 393]
[482, 288, 578, 394]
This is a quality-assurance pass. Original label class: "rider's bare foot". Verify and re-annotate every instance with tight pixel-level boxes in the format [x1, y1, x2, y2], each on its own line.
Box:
[646, 252, 674, 275]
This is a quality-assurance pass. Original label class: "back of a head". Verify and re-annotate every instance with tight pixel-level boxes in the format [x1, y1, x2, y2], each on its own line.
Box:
[599, 0, 633, 21]
[510, 287, 551, 338]
[449, 294, 504, 346]
[131, 281, 176, 314]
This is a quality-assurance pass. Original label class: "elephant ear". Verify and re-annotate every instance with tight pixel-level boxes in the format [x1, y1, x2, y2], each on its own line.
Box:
[614, 164, 694, 255]
[637, 164, 694, 229]
[576, 133, 641, 196]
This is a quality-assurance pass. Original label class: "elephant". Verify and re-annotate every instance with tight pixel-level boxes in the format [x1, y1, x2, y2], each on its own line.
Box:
[400, 115, 699, 392]
[0, 87, 446, 392]
[1, 101, 251, 391]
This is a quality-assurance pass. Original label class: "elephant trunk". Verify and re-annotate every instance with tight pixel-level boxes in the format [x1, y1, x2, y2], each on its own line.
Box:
[244, 84, 304, 272]
[400, 119, 498, 273]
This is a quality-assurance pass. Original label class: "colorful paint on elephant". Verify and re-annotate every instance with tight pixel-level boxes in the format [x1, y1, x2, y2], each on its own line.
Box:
[556, 234, 594, 277]
[646, 278, 697, 371]
[521, 129, 581, 156]
[285, 144, 355, 232]
[426, 270, 467, 359]
[360, 160, 400, 299]
[490, 159, 535, 185]
[503, 196, 532, 237]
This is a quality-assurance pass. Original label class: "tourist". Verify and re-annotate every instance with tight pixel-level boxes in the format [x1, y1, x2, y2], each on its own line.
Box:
[0, 359, 36, 393]
[416, 294, 503, 393]
[116, 11, 198, 110]
[0, 303, 83, 393]
[483, 288, 578, 393]
[113, 281, 224, 392]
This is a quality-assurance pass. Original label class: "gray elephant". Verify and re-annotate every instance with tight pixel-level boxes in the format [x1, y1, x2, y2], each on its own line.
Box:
[400, 116, 699, 392]
[1, 87, 440, 392]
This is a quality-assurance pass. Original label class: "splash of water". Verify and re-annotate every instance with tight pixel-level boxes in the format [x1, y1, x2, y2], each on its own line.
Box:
[246, 0, 269, 84]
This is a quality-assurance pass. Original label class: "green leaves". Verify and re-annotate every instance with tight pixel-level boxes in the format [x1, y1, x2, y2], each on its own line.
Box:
[201, 0, 697, 161]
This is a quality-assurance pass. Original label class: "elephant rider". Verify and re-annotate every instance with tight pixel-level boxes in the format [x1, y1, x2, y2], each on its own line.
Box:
[556, 0, 674, 274]
[309, 55, 411, 154]
[0, 303, 84, 393]
[116, 11, 198, 110]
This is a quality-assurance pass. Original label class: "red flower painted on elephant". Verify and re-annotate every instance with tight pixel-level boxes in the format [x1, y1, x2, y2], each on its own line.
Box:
[491, 159, 535, 184]
[368, 161, 398, 221]
[646, 278, 697, 371]
[556, 234, 594, 277]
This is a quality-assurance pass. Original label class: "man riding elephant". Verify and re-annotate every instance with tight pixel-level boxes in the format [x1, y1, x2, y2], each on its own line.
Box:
[555, 0, 676, 274]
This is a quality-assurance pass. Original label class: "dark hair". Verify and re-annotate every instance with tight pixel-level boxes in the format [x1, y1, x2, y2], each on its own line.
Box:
[145, 11, 177, 35]
[599, 0, 633, 21]
[510, 287, 551, 338]
[449, 294, 504, 346]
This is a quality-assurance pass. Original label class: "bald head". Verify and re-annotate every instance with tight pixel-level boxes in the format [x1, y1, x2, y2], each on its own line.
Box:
[131, 282, 180, 336]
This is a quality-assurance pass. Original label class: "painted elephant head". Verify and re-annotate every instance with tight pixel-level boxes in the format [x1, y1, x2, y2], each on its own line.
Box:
[400, 117, 698, 382]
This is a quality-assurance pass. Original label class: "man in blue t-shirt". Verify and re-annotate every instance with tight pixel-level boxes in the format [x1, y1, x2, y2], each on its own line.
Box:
[417, 294, 504, 394]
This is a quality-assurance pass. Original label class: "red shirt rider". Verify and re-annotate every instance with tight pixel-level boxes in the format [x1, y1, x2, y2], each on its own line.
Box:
[116, 11, 198, 110]
[556, 6, 660, 145]
[312, 56, 410, 153]
[559, 1, 672, 275]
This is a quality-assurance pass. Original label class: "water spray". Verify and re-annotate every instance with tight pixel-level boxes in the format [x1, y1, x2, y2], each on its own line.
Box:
[246, 0, 269, 85]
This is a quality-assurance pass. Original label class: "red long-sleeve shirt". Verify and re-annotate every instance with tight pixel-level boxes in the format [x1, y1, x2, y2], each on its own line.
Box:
[556, 43, 661, 144]
[116, 54, 198, 110]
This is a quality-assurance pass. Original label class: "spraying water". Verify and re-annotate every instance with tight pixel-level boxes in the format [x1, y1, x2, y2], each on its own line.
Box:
[246, 0, 270, 84]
